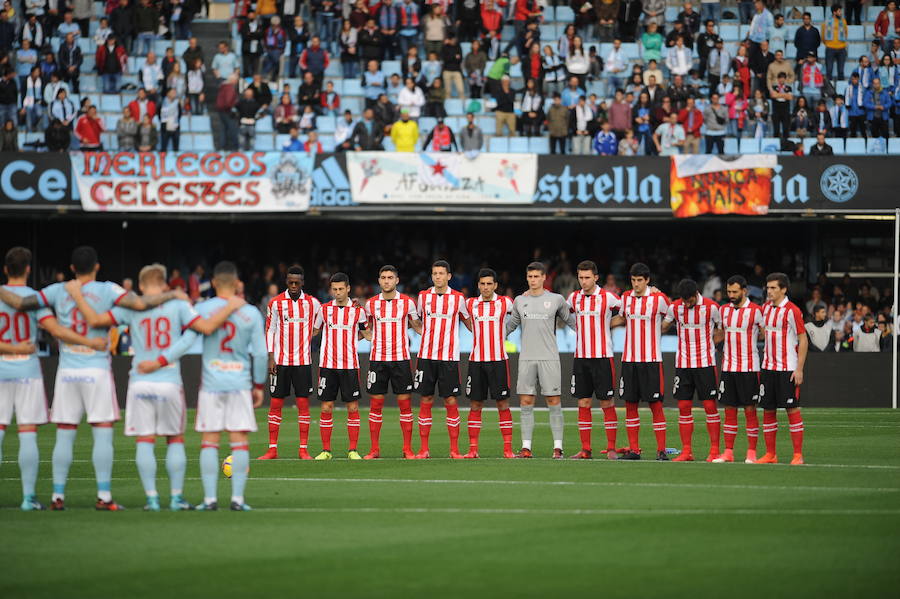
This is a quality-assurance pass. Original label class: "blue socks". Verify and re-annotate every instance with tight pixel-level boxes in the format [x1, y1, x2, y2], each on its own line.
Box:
[52, 427, 77, 500]
[166, 441, 186, 497]
[135, 441, 157, 497]
[18, 431, 39, 499]
[199, 445, 219, 504]
[91, 426, 114, 502]
[230, 443, 249, 505]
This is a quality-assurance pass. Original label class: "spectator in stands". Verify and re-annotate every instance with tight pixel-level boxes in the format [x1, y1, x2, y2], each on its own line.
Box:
[560, 75, 584, 108]
[116, 106, 138, 150]
[809, 131, 833, 155]
[363, 59, 385, 109]
[94, 16, 113, 45]
[805, 305, 833, 351]
[493, 75, 517, 137]
[338, 18, 358, 78]
[21, 66, 44, 132]
[854, 314, 881, 352]
[794, 12, 821, 78]
[702, 92, 727, 152]
[287, 16, 309, 78]
[0, 117, 16, 151]
[865, 77, 892, 139]
[397, 76, 425, 118]
[236, 86, 262, 150]
[442, 37, 464, 99]
[875, 1, 900, 53]
[706, 37, 729, 93]
[519, 78, 543, 136]
[297, 71, 321, 112]
[300, 36, 330, 83]
[422, 51, 442, 87]
[791, 96, 812, 136]
[165, 61, 186, 101]
[726, 86, 748, 137]
[570, 95, 593, 153]
[484, 51, 510, 96]
[274, 92, 299, 133]
[141, 51, 163, 105]
[39, 50, 59, 83]
[423, 3, 449, 58]
[359, 17, 384, 65]
[45, 118, 70, 151]
[304, 130, 323, 152]
[377, 0, 400, 59]
[298, 103, 317, 132]
[456, 0, 479, 44]
[96, 35, 127, 94]
[215, 73, 239, 150]
[398, 0, 421, 55]
[464, 40, 487, 98]
[0, 11, 14, 57]
[876, 54, 897, 89]
[159, 87, 182, 151]
[678, 96, 703, 154]
[459, 111, 483, 153]
[15, 39, 36, 93]
[261, 15, 287, 81]
[239, 10, 263, 75]
[318, 79, 338, 115]
[640, 21, 663, 64]
[424, 77, 446, 117]
[747, 0, 773, 56]
[333, 109, 356, 150]
[109, 0, 136, 51]
[248, 73, 273, 114]
[800, 50, 825, 104]
[829, 94, 848, 138]
[374, 92, 396, 131]
[186, 57, 205, 114]
[133, 0, 159, 56]
[822, 4, 848, 82]
[695, 21, 719, 80]
[767, 49, 794, 89]
[0, 68, 16, 127]
[349, 107, 383, 150]
[667, 35, 692, 78]
[57, 32, 82, 94]
[732, 44, 751, 96]
[770, 71, 793, 138]
[128, 87, 157, 122]
[591, 119, 616, 155]
[386, 73, 403, 104]
[642, 0, 665, 29]
[21, 14, 44, 49]
[546, 92, 568, 153]
[182, 37, 204, 70]
[605, 87, 629, 136]
[212, 41, 239, 83]
[749, 39, 773, 95]
[74, 105, 104, 150]
[812, 98, 831, 136]
[282, 125, 303, 150]
[616, 128, 638, 155]
[390, 106, 418, 151]
[565, 36, 590, 88]
[422, 117, 457, 151]
[48, 87, 76, 130]
[136, 113, 157, 151]
[595, 0, 618, 42]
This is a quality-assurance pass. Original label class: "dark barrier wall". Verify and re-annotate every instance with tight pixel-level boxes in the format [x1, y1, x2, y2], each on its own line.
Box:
[38, 352, 895, 409]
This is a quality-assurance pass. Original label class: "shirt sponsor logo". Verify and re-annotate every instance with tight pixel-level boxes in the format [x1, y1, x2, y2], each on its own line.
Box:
[209, 360, 245, 372]
[61, 375, 97, 383]
[62, 343, 97, 355]
[0, 354, 30, 362]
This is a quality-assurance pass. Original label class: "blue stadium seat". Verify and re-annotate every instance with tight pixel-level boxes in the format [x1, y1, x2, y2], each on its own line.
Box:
[889, 139, 900, 155]
[802, 138, 817, 153]
[844, 138, 865, 154]
[175, 40, 189, 56]
[101, 133, 116, 150]
[490, 137, 509, 152]
[190, 115, 211, 132]
[739, 138, 760, 153]
[445, 99, 464, 116]
[193, 134, 214, 151]
[257, 119, 274, 133]
[177, 134, 192, 151]
[760, 137, 781, 153]
[867, 5, 883, 20]
[478, 117, 496, 135]
[509, 62, 522, 77]
[848, 25, 865, 41]
[723, 137, 739, 153]
[100, 95, 121, 112]
[77, 38, 92, 53]
[827, 138, 845, 154]
[383, 137, 396, 151]
[621, 43, 640, 60]
[719, 25, 740, 42]
[318, 115, 337, 133]
[342, 79, 363, 96]
[325, 62, 342, 77]
[255, 134, 276, 150]
[807, 7, 825, 21]
[835, 80, 847, 96]
[341, 97, 362, 114]
[540, 24, 557, 40]
[444, 116, 463, 131]
[321, 135, 336, 152]
[866, 137, 887, 154]
[419, 117, 437, 132]
[86, 93, 101, 107]
[529, 137, 550, 154]
[105, 114, 120, 129]
[555, 6, 574, 21]
[80, 76, 98, 92]
[664, 6, 679, 21]
[508, 137, 530, 153]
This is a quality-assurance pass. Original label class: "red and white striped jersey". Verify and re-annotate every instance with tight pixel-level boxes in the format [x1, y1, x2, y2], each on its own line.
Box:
[664, 294, 721, 369]
[761, 297, 806, 372]
[314, 301, 367, 370]
[466, 294, 513, 362]
[417, 287, 470, 362]
[621, 290, 670, 363]
[265, 290, 322, 366]
[566, 287, 621, 359]
[720, 299, 764, 372]
[364, 293, 418, 362]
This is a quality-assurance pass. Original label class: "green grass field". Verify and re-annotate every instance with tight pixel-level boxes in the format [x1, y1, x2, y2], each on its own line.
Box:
[1, 406, 899, 599]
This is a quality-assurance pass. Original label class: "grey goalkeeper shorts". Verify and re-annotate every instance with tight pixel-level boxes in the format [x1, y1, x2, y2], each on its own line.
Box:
[516, 360, 562, 396]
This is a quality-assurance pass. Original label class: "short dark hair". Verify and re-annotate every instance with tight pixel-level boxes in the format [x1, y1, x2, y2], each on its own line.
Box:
[71, 246, 98, 275]
[803, 11, 811, 17]
[213, 261, 238, 281]
[477, 268, 497, 283]
[4, 246, 31, 278]
[432, 260, 451, 273]
[330, 272, 350, 286]
[629, 262, 650, 279]
[766, 272, 790, 290]
[287, 264, 304, 277]
[678, 278, 699, 301]
[726, 275, 748, 288]
[526, 261, 546, 274]
[576, 260, 598, 274]
[379, 264, 398, 276]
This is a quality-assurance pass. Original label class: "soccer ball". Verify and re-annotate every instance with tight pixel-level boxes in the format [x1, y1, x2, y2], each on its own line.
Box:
[222, 455, 234, 478]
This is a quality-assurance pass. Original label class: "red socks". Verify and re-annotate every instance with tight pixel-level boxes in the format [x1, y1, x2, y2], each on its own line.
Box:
[319, 411, 333, 452]
[297, 397, 310, 452]
[703, 399, 720, 453]
[446, 404, 461, 454]
[347, 410, 360, 451]
[677, 400, 694, 450]
[745, 408, 759, 451]
[417, 401, 433, 451]
[788, 411, 804, 454]
[763, 411, 778, 454]
[602, 406, 617, 451]
[649, 401, 667, 452]
[368, 396, 384, 452]
[267, 397, 284, 449]
[498, 408, 513, 451]
[625, 402, 640, 451]
[723, 408, 738, 450]
[577, 406, 592, 451]
[398, 397, 413, 452]
[467, 408, 482, 452]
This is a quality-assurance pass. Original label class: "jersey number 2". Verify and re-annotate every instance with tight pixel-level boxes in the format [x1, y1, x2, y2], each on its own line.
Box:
[220, 321, 236, 353]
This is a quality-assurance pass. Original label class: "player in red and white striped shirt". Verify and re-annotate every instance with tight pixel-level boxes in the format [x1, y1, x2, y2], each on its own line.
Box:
[259, 265, 322, 461]
[464, 268, 515, 458]
[619, 262, 670, 461]
[713, 275, 764, 464]
[312, 273, 368, 460]
[414, 260, 472, 459]
[363, 265, 422, 459]
[662, 279, 723, 462]
[758, 272, 808, 465]
[566, 260, 622, 460]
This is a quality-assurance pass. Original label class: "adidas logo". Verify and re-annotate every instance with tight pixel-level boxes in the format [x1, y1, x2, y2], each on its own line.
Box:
[311, 156, 355, 207]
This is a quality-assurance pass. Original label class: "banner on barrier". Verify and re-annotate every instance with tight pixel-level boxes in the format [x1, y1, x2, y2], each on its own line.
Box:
[670, 155, 778, 217]
[0, 152, 75, 209]
[73, 151, 313, 212]
[346, 152, 537, 204]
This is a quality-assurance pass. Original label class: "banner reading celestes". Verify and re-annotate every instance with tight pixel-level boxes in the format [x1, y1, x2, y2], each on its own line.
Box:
[73, 151, 313, 212]
[346, 152, 537, 204]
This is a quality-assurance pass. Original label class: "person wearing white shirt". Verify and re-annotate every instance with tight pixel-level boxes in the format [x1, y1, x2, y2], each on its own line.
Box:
[666, 36, 692, 77]
[333, 109, 356, 148]
[397, 77, 425, 118]
[43, 73, 69, 107]
[49, 89, 77, 127]
[571, 96, 594, 154]
[604, 38, 627, 97]
[140, 51, 163, 104]
[653, 112, 686, 155]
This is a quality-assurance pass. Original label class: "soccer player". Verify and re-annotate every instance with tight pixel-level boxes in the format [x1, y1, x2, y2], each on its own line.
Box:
[0, 246, 183, 510]
[312, 272, 368, 460]
[363, 265, 422, 459]
[464, 268, 515, 458]
[713, 275, 763, 464]
[619, 263, 671, 461]
[505, 262, 575, 459]
[192, 261, 267, 510]
[757, 272, 807, 465]
[0, 247, 106, 511]
[259, 265, 322, 461]
[662, 279, 723, 462]
[414, 260, 472, 459]
[67, 264, 243, 511]
[566, 260, 622, 460]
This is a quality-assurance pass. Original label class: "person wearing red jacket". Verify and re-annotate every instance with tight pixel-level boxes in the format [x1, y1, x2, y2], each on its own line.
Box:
[480, 0, 504, 35]
[303, 130, 323, 152]
[215, 73, 240, 150]
[95, 35, 127, 94]
[319, 80, 340, 115]
[874, 1, 900, 51]
[678, 96, 704, 154]
[127, 88, 157, 122]
[75, 105, 105, 150]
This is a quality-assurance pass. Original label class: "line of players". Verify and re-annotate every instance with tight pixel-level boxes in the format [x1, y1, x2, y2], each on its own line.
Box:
[0, 247, 808, 513]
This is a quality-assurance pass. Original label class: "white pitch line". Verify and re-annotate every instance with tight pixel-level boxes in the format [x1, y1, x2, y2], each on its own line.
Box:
[245, 507, 900, 516]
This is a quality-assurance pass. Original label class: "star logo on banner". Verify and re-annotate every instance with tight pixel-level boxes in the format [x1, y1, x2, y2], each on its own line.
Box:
[819, 164, 859, 203]
[431, 161, 447, 176]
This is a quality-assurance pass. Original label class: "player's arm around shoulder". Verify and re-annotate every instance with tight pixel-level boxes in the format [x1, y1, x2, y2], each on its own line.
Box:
[41, 314, 108, 351]
[0, 340, 36, 354]
[556, 293, 576, 329]
[190, 296, 245, 335]
[0, 286, 41, 311]
[116, 286, 189, 311]
[64, 279, 114, 328]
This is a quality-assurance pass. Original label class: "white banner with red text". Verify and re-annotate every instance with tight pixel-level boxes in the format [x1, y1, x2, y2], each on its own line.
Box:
[73, 151, 313, 212]
[346, 152, 537, 204]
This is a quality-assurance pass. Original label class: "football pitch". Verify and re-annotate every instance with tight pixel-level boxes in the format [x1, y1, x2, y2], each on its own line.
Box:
[1, 406, 898, 599]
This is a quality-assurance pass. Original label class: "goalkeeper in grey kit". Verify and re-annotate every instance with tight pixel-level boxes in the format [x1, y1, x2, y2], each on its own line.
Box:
[505, 262, 576, 459]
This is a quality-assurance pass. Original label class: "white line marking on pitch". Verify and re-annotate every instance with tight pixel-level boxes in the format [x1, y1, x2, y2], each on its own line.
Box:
[249, 507, 900, 516]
